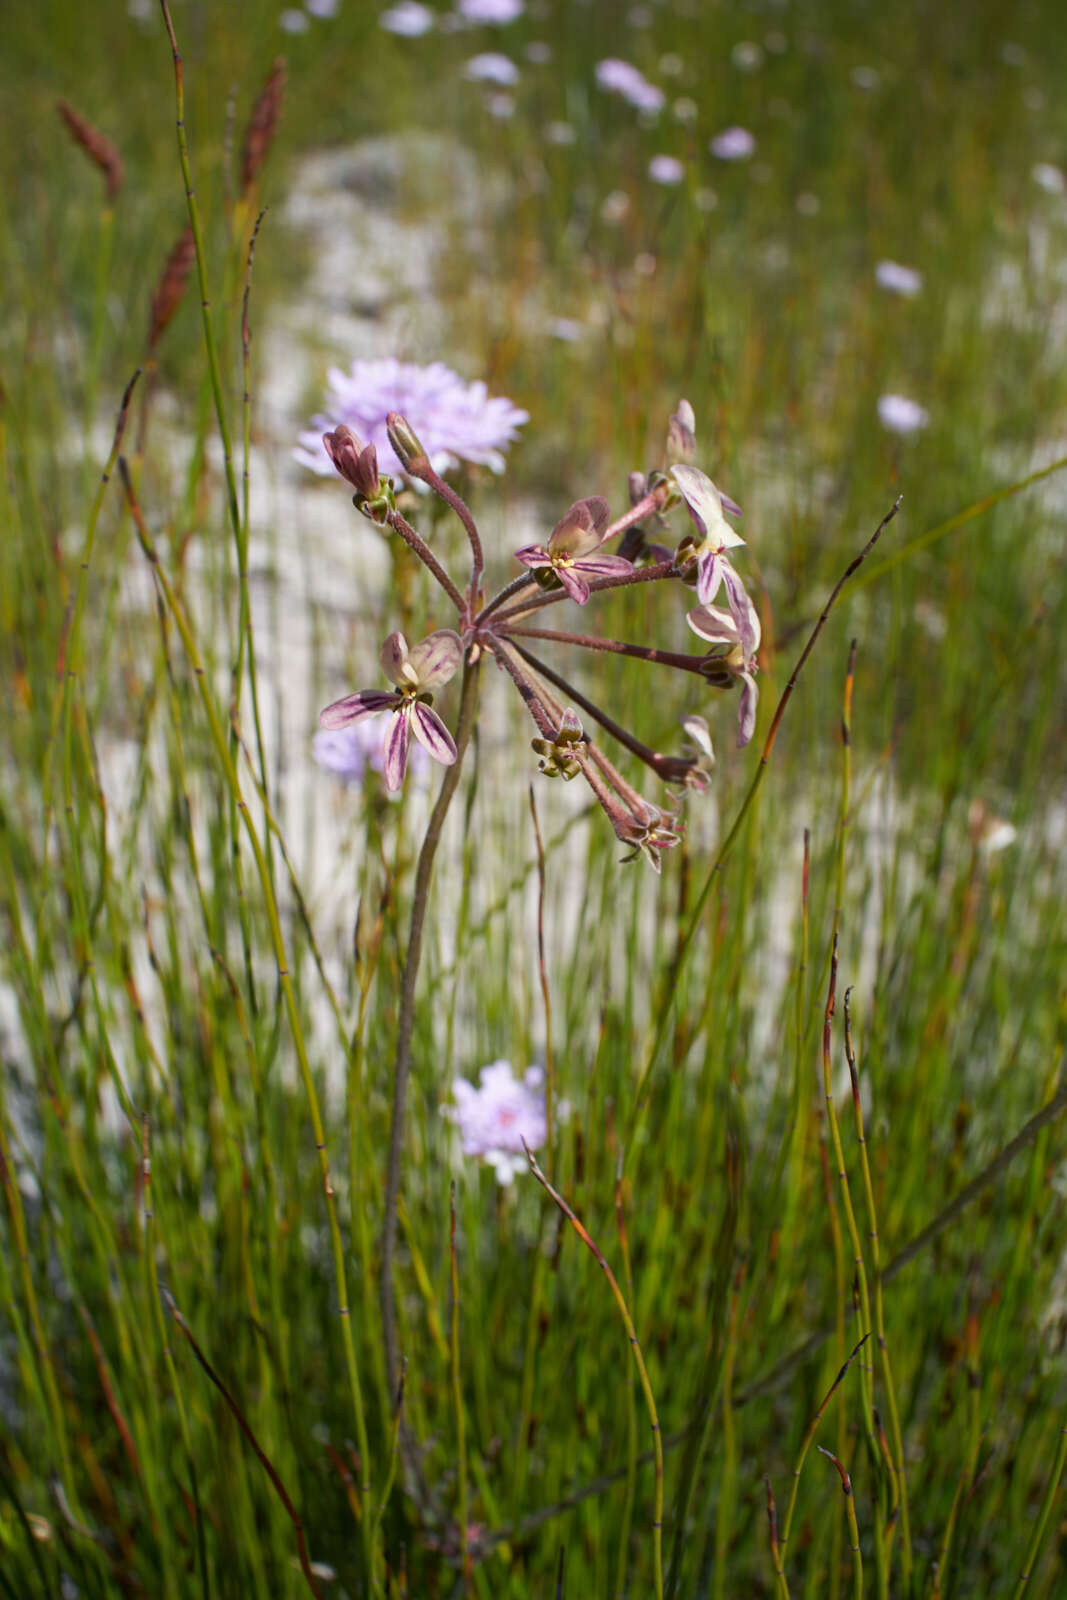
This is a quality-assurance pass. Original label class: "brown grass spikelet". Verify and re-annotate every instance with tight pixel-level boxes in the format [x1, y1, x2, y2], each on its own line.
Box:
[57, 99, 124, 203]
[240, 57, 287, 197]
[147, 225, 196, 352]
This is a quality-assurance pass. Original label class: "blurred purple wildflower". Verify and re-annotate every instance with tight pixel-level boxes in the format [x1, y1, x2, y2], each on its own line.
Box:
[649, 154, 685, 185]
[296, 358, 528, 479]
[313, 722, 431, 787]
[595, 58, 665, 114]
[877, 393, 929, 434]
[446, 1060, 546, 1184]
[710, 126, 755, 160]
[464, 52, 519, 83]
[457, 0, 524, 22]
[874, 260, 923, 297]
[379, 1, 434, 34]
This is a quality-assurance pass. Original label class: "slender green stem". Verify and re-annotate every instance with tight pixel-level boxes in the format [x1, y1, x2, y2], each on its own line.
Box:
[381, 657, 482, 1396]
[525, 1148, 664, 1600]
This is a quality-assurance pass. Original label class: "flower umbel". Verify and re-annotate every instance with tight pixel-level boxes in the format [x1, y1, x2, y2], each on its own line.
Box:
[315, 391, 761, 863]
[515, 496, 632, 604]
[319, 630, 463, 792]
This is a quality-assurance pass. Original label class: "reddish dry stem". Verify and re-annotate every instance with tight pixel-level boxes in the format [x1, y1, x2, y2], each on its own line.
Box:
[147, 225, 196, 350]
[57, 99, 124, 201]
[240, 57, 287, 195]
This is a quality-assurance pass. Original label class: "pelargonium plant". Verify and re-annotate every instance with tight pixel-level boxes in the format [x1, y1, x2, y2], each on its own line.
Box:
[317, 397, 759, 872]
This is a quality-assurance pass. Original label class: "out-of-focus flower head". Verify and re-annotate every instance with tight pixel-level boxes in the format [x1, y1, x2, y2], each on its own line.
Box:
[877, 393, 929, 434]
[710, 125, 755, 161]
[296, 359, 528, 479]
[595, 58, 665, 114]
[874, 260, 923, 297]
[379, 0, 435, 34]
[313, 722, 431, 787]
[456, 0, 524, 22]
[464, 51, 520, 83]
[446, 1060, 547, 1184]
[649, 154, 685, 185]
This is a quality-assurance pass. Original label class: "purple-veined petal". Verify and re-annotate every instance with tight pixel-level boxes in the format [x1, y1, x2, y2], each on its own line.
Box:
[721, 563, 760, 665]
[319, 688, 399, 728]
[548, 496, 611, 557]
[575, 553, 633, 582]
[696, 549, 724, 606]
[736, 672, 758, 748]
[557, 566, 591, 604]
[686, 602, 737, 646]
[407, 629, 464, 690]
[383, 707, 411, 792]
[682, 713, 714, 760]
[514, 543, 550, 570]
[720, 490, 743, 518]
[410, 701, 458, 765]
[380, 632, 411, 686]
[672, 463, 745, 550]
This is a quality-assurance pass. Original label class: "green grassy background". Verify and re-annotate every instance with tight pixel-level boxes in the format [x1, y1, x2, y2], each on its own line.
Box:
[2, 1, 1067, 1595]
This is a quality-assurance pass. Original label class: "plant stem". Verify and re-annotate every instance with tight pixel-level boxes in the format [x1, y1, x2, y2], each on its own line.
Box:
[381, 656, 482, 1396]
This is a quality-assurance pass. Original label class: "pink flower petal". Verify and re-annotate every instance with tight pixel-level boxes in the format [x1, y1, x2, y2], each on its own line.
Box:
[406, 629, 464, 690]
[514, 543, 550, 569]
[380, 632, 411, 686]
[557, 566, 591, 604]
[696, 550, 724, 606]
[737, 673, 758, 748]
[319, 689, 398, 728]
[576, 553, 633, 581]
[721, 564, 760, 665]
[410, 702, 458, 765]
[383, 709, 411, 791]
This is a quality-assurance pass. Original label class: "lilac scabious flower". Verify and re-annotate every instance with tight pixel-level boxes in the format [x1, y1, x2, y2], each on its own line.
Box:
[874, 260, 923, 297]
[379, 1, 434, 34]
[457, 0, 524, 21]
[648, 154, 685, 185]
[464, 52, 520, 84]
[515, 496, 632, 604]
[296, 359, 528, 479]
[710, 126, 756, 161]
[595, 58, 665, 114]
[687, 602, 760, 749]
[319, 630, 463, 792]
[446, 1061, 546, 1184]
[313, 722, 431, 787]
[877, 393, 929, 434]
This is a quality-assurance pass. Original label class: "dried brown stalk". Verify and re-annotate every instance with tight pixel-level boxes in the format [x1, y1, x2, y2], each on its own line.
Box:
[57, 99, 124, 202]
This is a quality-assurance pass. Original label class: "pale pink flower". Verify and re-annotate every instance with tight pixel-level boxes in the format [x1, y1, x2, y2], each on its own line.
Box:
[319, 630, 463, 792]
[515, 496, 632, 605]
[464, 51, 519, 83]
[446, 1060, 546, 1184]
[877, 393, 929, 434]
[379, 0, 434, 34]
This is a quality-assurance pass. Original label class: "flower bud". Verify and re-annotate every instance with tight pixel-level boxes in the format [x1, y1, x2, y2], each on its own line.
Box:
[666, 399, 696, 463]
[323, 426, 381, 499]
[386, 411, 428, 473]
